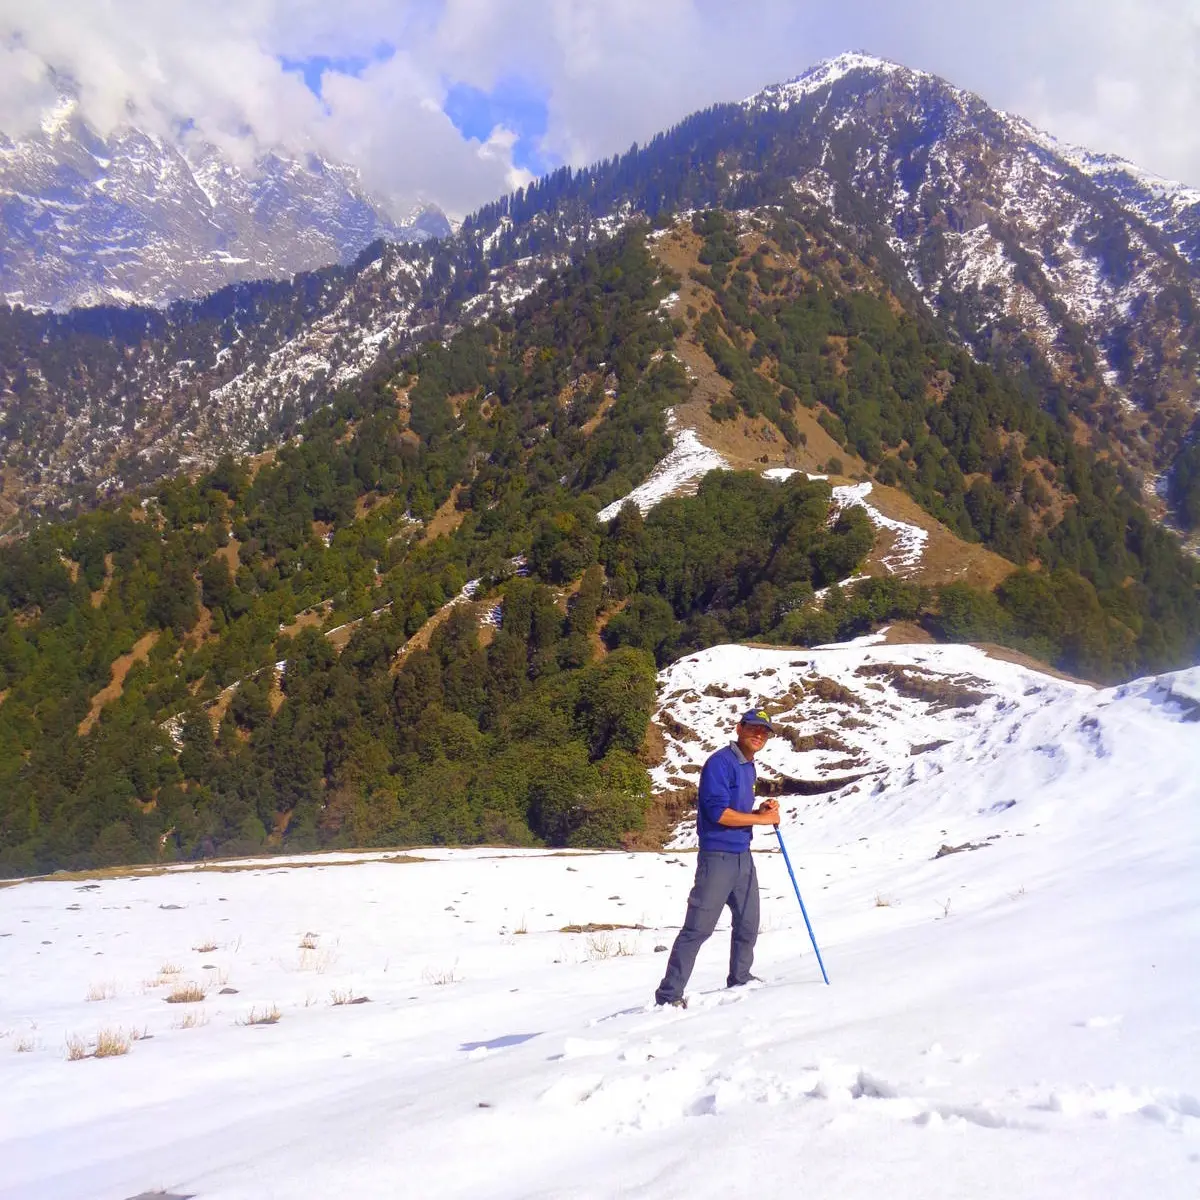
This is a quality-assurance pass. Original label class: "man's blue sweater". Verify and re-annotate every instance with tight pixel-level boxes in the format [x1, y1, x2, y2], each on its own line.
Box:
[697, 743, 757, 853]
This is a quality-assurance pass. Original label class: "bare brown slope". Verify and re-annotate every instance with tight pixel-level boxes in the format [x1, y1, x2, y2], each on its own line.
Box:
[648, 218, 1015, 595]
[78, 631, 160, 736]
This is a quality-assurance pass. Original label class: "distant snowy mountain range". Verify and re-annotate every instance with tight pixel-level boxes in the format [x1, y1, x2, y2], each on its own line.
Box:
[0, 95, 450, 310]
[2, 54, 1198, 524]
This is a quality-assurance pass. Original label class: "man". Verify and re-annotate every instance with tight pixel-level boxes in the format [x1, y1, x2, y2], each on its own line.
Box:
[655, 708, 780, 1008]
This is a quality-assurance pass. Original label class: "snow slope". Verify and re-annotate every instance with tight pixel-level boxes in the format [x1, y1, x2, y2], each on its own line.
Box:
[596, 409, 730, 522]
[2, 644, 1198, 1199]
[764, 468, 930, 575]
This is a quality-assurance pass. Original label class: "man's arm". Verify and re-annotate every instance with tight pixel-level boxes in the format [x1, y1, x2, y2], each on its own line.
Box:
[717, 799, 779, 827]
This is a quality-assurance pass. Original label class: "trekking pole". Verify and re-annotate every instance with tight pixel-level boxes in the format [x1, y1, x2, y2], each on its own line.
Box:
[774, 827, 830, 985]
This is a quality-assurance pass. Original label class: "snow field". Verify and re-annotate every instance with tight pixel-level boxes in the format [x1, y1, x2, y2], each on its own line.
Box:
[1, 647, 1198, 1198]
[652, 639, 1083, 819]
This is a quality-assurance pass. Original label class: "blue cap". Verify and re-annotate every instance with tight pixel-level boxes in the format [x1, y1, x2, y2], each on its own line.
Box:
[739, 709, 775, 732]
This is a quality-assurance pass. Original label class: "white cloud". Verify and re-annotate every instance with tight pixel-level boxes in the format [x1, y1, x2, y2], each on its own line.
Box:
[0, 0, 1197, 222]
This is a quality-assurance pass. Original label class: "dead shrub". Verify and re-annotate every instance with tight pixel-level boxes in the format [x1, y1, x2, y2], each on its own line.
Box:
[910, 739, 951, 755]
[165, 982, 207, 1004]
[330, 989, 372, 1006]
[854, 664, 989, 710]
[298, 947, 337, 974]
[94, 1028, 133, 1058]
[584, 931, 636, 960]
[809, 677, 862, 707]
[559, 922, 646, 933]
[772, 724, 851, 755]
[238, 1005, 282, 1026]
[660, 712, 699, 743]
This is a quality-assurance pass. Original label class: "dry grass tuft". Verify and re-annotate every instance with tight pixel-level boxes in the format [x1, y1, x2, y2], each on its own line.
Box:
[559, 922, 646, 934]
[585, 931, 636, 960]
[422, 963, 461, 986]
[874, 893, 893, 908]
[85, 980, 116, 1002]
[329, 988, 371, 1006]
[65, 1032, 89, 1061]
[298, 947, 337, 974]
[13, 1034, 36, 1053]
[238, 1005, 282, 1026]
[192, 941, 219, 954]
[298, 934, 319, 950]
[173, 1010, 209, 1030]
[157, 962, 183, 977]
[93, 1027, 134, 1057]
[165, 982, 207, 1004]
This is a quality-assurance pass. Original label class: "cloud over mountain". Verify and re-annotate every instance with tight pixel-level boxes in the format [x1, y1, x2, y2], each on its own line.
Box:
[0, 0, 1197, 218]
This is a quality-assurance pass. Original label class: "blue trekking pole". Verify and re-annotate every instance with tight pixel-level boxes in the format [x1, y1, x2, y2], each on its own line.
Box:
[774, 827, 830, 985]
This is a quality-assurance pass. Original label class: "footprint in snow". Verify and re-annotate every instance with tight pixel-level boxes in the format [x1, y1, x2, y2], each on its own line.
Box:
[559, 1037, 620, 1060]
[619, 1037, 679, 1064]
[1034, 1082, 1199, 1129]
[1074, 1014, 1122, 1029]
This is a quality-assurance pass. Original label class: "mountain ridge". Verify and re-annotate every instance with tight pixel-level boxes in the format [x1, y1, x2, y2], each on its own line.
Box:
[2, 54, 1199, 539]
[0, 217, 1197, 879]
[0, 93, 450, 311]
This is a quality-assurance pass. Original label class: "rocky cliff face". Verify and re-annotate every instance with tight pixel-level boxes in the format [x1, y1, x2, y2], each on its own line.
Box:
[0, 97, 448, 311]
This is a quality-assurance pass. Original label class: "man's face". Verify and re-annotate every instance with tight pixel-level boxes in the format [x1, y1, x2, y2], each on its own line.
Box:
[736, 721, 771, 756]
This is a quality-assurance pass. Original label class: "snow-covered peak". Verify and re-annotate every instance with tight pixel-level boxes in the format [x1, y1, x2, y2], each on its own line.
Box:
[0, 105, 421, 310]
[37, 93, 78, 140]
[744, 52, 926, 109]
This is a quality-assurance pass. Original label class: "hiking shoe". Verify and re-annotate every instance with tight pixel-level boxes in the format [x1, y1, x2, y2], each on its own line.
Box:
[655, 996, 688, 1009]
[727, 974, 764, 989]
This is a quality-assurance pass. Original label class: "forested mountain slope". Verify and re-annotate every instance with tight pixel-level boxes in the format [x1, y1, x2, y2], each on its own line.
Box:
[3, 54, 1198, 538]
[1, 218, 1197, 877]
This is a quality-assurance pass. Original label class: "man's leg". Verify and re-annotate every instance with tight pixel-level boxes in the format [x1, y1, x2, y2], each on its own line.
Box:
[656, 853, 736, 1004]
[726, 852, 760, 987]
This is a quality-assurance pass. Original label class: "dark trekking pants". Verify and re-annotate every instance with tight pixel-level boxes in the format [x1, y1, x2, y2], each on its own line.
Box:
[655, 850, 759, 1004]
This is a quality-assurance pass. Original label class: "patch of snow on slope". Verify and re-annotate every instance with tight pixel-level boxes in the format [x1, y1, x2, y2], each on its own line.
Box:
[4, 651, 1197, 1199]
[791, 171, 837, 209]
[652, 640, 1084, 826]
[596, 410, 729, 521]
[1016, 119, 1200, 210]
[829, 481, 929, 573]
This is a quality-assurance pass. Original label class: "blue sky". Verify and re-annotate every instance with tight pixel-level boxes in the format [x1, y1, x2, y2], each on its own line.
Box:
[283, 48, 555, 177]
[442, 77, 555, 175]
[280, 44, 396, 104]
